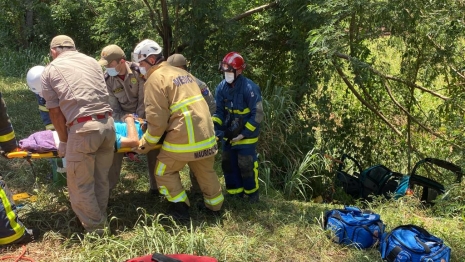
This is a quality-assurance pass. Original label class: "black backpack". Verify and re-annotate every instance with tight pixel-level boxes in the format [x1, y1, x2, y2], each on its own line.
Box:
[394, 158, 463, 204]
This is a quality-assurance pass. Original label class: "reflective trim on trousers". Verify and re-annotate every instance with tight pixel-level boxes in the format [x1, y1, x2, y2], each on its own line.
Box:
[159, 186, 188, 203]
[204, 193, 224, 206]
[155, 161, 167, 176]
[227, 187, 244, 195]
[0, 188, 25, 245]
[244, 160, 259, 194]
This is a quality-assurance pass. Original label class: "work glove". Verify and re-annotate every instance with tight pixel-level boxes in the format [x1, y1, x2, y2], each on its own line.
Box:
[231, 134, 244, 143]
[132, 136, 159, 154]
[58, 141, 67, 157]
[215, 130, 224, 141]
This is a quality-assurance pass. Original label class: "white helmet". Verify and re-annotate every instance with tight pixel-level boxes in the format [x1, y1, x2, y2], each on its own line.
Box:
[26, 65, 45, 95]
[131, 39, 162, 63]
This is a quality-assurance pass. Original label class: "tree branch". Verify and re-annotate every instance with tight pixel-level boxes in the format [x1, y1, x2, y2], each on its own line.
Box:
[335, 52, 450, 100]
[331, 59, 402, 136]
[142, 0, 159, 34]
[228, 1, 279, 22]
[174, 1, 280, 52]
[383, 79, 463, 150]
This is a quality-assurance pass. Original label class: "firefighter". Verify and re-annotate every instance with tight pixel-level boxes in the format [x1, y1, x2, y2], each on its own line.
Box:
[0, 92, 38, 245]
[213, 52, 264, 203]
[132, 39, 224, 220]
[0, 92, 17, 154]
[167, 53, 216, 196]
[98, 44, 158, 193]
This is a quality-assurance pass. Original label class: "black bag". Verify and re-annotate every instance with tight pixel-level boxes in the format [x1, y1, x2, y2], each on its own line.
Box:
[394, 158, 463, 204]
[359, 164, 403, 201]
[335, 154, 362, 198]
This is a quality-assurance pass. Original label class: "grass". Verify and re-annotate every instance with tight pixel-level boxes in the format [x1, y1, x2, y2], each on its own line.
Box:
[1, 75, 465, 261]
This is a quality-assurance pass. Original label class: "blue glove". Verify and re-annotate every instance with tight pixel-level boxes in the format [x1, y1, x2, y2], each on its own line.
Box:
[215, 130, 224, 141]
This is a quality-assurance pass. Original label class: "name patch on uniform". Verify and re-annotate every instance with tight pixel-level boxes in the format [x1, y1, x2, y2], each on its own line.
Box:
[194, 144, 218, 159]
[130, 77, 137, 85]
[173, 75, 195, 88]
[114, 87, 124, 94]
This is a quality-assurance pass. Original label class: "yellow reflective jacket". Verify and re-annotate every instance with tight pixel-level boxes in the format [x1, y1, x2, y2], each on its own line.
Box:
[143, 62, 217, 161]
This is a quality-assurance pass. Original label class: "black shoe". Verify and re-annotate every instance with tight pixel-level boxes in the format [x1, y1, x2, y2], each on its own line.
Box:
[166, 202, 190, 221]
[196, 201, 222, 217]
[14, 228, 39, 245]
[225, 193, 244, 200]
[248, 192, 259, 203]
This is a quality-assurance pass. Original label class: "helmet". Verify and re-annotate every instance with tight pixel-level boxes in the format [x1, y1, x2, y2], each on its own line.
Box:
[167, 54, 187, 67]
[219, 52, 246, 72]
[131, 39, 162, 63]
[26, 65, 45, 95]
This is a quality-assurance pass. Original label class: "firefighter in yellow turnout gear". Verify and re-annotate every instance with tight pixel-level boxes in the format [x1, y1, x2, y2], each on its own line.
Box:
[132, 39, 224, 219]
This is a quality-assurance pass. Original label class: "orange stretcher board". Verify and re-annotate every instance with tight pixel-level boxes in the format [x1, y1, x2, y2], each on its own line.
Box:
[5, 144, 162, 159]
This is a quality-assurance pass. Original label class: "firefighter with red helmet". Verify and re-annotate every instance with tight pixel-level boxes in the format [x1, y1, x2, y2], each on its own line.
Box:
[213, 52, 264, 202]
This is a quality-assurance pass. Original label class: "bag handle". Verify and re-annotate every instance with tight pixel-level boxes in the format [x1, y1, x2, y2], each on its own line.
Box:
[388, 225, 434, 252]
[337, 154, 363, 175]
[411, 158, 463, 183]
[151, 253, 182, 262]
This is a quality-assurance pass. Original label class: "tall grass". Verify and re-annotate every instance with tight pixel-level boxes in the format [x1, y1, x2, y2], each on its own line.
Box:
[0, 48, 464, 262]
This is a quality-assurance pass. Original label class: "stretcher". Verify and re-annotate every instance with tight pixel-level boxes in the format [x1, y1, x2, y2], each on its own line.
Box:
[4, 145, 162, 159]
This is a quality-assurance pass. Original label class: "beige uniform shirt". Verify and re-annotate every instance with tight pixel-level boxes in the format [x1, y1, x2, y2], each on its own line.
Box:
[143, 62, 217, 161]
[105, 61, 145, 120]
[41, 51, 112, 125]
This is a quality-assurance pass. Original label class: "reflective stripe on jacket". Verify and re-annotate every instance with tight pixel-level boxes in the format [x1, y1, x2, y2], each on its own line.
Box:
[143, 62, 217, 161]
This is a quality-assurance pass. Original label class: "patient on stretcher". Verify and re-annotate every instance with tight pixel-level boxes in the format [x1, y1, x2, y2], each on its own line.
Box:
[19, 114, 145, 153]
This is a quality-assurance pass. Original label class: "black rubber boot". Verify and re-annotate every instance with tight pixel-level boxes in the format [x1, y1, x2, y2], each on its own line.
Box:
[166, 202, 190, 221]
[196, 201, 222, 217]
[248, 191, 259, 203]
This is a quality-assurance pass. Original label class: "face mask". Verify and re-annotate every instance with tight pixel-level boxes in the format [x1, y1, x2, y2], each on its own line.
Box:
[105, 67, 119, 77]
[139, 67, 147, 76]
[224, 72, 235, 84]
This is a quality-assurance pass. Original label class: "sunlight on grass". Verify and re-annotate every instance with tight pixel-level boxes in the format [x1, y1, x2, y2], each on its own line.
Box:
[1, 61, 465, 261]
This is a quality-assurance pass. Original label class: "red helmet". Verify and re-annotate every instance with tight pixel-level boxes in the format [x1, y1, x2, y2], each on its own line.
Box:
[219, 52, 246, 72]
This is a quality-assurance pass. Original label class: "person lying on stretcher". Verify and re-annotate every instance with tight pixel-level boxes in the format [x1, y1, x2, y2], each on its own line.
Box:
[18, 114, 147, 153]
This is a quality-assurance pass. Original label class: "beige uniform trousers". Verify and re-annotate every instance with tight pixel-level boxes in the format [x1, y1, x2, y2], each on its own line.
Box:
[109, 149, 159, 191]
[155, 151, 224, 211]
[66, 118, 115, 232]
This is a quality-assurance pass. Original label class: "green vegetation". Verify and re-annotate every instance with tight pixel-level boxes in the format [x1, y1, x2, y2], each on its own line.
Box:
[1, 0, 465, 261]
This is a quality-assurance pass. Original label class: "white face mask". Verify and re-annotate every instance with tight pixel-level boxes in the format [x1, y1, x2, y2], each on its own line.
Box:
[106, 67, 119, 77]
[139, 66, 147, 76]
[224, 72, 235, 83]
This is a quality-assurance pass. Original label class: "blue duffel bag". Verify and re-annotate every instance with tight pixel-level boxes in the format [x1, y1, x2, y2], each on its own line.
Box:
[324, 206, 385, 249]
[379, 225, 451, 262]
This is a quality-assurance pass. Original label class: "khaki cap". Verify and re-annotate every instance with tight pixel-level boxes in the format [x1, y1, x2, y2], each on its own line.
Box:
[50, 35, 75, 48]
[99, 45, 126, 66]
[167, 54, 187, 67]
